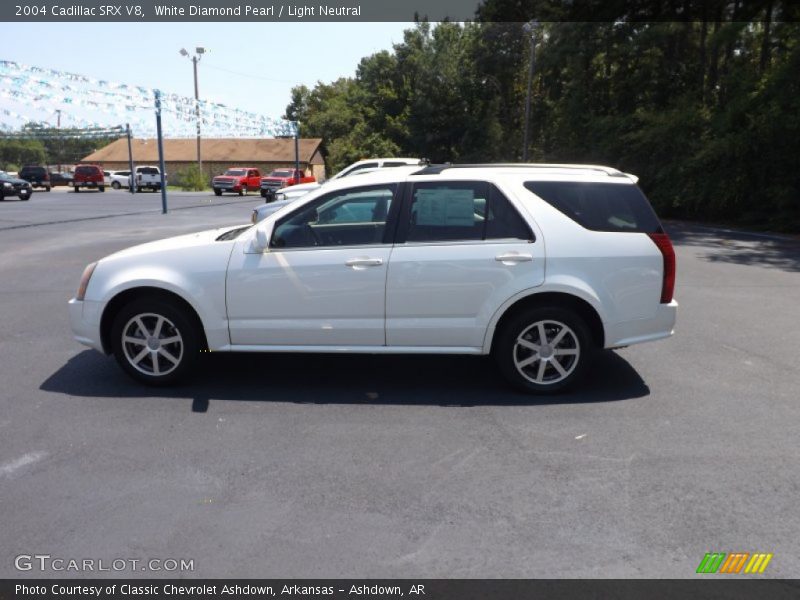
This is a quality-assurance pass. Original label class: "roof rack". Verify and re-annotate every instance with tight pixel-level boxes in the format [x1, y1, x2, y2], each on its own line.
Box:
[412, 163, 629, 177]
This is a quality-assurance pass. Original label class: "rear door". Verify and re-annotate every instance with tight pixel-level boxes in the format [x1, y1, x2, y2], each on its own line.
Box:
[385, 180, 544, 349]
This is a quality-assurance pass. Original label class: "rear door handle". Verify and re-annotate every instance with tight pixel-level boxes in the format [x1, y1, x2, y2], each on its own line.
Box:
[495, 252, 533, 264]
[345, 257, 384, 268]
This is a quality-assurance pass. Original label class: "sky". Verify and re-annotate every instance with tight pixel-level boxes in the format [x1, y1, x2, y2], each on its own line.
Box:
[0, 22, 413, 133]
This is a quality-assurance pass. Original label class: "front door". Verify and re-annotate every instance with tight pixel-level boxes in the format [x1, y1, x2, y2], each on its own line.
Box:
[226, 184, 399, 347]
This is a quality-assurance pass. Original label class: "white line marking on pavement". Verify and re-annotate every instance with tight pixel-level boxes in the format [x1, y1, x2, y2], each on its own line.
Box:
[0, 451, 48, 478]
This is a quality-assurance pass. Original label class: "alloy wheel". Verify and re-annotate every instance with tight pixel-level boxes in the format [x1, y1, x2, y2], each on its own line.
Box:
[513, 319, 580, 385]
[121, 312, 184, 376]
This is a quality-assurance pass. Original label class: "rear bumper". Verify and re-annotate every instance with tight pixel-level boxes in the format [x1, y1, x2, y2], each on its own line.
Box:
[68, 298, 105, 352]
[604, 300, 678, 348]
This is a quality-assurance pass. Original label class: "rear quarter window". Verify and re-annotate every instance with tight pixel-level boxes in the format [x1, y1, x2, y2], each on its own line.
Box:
[524, 181, 662, 233]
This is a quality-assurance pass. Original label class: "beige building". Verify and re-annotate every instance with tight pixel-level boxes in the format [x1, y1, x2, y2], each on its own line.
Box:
[82, 137, 326, 180]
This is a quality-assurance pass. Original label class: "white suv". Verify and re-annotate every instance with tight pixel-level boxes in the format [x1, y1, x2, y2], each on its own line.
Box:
[69, 164, 677, 393]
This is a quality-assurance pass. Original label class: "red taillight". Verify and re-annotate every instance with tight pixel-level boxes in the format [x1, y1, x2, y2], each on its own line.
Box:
[648, 232, 676, 303]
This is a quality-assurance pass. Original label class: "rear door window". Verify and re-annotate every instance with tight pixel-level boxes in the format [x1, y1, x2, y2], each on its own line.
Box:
[403, 182, 533, 243]
[524, 181, 662, 233]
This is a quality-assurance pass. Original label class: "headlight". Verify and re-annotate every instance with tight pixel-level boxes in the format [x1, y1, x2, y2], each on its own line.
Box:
[76, 262, 98, 301]
[2, 182, 11, 189]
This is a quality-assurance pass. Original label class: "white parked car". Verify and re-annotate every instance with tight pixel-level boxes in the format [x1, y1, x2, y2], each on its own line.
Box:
[252, 166, 422, 224]
[109, 170, 131, 190]
[328, 157, 425, 181]
[69, 164, 677, 393]
[251, 187, 317, 224]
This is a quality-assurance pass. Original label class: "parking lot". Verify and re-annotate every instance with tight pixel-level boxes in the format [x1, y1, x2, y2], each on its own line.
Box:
[1, 187, 798, 578]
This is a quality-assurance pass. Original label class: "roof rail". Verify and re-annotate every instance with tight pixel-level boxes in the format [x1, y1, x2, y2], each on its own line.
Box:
[412, 163, 629, 177]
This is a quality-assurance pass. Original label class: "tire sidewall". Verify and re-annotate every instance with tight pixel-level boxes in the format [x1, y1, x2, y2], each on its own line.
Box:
[110, 298, 199, 386]
[494, 306, 594, 394]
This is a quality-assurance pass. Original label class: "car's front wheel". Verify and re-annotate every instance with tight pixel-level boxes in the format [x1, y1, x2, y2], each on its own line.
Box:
[111, 298, 200, 386]
[494, 306, 594, 394]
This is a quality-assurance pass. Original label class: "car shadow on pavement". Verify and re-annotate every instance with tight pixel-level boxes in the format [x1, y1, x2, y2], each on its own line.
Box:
[41, 349, 650, 409]
[666, 222, 800, 272]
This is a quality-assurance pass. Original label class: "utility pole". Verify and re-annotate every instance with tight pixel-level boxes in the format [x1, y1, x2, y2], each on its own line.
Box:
[55, 109, 62, 173]
[293, 121, 300, 183]
[522, 20, 539, 162]
[126, 123, 136, 194]
[180, 47, 205, 174]
[154, 90, 168, 214]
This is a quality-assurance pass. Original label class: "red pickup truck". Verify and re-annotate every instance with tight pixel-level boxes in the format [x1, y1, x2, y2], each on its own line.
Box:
[260, 168, 316, 198]
[73, 164, 105, 193]
[212, 167, 261, 196]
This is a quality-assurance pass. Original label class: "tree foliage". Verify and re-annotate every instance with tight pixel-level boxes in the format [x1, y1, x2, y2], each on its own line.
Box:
[286, 3, 800, 230]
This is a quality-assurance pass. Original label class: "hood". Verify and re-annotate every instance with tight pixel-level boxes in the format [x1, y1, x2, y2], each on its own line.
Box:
[102, 224, 248, 261]
[213, 175, 242, 181]
[1, 176, 29, 186]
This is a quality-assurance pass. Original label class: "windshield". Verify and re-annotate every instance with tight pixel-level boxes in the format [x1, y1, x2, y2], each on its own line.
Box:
[224, 169, 246, 176]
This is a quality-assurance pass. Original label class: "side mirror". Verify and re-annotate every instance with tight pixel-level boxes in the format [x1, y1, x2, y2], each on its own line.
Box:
[252, 221, 274, 253]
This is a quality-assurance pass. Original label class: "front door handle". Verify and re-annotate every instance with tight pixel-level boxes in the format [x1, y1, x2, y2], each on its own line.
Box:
[495, 252, 533, 265]
[345, 257, 384, 268]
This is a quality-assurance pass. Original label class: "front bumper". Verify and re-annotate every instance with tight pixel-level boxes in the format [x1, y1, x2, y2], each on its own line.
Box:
[68, 298, 105, 352]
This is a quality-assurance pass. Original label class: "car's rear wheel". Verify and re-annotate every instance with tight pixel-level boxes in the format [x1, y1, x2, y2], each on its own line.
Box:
[494, 306, 593, 394]
[238, 187, 245, 196]
[99, 186, 105, 192]
[111, 299, 200, 386]
[112, 181, 121, 190]
[45, 186, 51, 192]
[74, 186, 80, 193]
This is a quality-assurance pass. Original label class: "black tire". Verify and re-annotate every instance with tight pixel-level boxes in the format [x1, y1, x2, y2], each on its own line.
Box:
[238, 187, 245, 196]
[45, 186, 51, 192]
[493, 306, 594, 394]
[112, 181, 121, 190]
[74, 186, 80, 193]
[99, 186, 105, 192]
[110, 298, 200, 386]
[214, 188, 222, 197]
[260, 190, 267, 198]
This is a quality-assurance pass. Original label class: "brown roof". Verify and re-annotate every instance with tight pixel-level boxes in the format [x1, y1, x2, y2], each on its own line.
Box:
[82, 137, 324, 164]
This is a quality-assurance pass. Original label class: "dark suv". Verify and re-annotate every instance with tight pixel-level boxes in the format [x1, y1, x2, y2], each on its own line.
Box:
[19, 165, 51, 192]
[73, 164, 105, 193]
[0, 171, 33, 201]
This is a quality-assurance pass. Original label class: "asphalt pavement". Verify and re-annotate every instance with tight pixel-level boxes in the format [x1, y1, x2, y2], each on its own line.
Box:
[1, 187, 798, 578]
